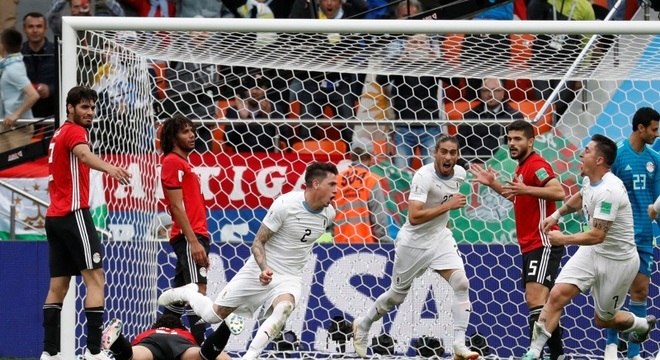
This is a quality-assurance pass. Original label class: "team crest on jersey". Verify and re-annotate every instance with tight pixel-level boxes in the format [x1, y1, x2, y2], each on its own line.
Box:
[646, 161, 655, 173]
[199, 267, 207, 278]
[93, 252, 101, 264]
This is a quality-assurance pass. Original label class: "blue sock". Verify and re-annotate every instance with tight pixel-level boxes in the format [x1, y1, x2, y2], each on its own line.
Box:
[627, 300, 647, 358]
[605, 326, 619, 346]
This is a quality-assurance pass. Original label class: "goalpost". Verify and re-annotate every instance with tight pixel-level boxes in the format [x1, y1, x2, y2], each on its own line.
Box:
[60, 16, 660, 359]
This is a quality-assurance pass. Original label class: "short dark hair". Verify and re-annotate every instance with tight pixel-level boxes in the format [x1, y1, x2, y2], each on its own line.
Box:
[23, 12, 46, 23]
[1, 28, 23, 53]
[435, 134, 459, 151]
[507, 119, 535, 139]
[159, 115, 194, 154]
[65, 86, 98, 115]
[591, 134, 617, 166]
[305, 162, 338, 187]
[151, 313, 185, 330]
[632, 107, 660, 132]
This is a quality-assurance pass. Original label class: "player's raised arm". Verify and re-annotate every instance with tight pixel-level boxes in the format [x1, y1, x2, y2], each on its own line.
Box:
[251, 224, 275, 285]
[469, 163, 509, 200]
[72, 144, 130, 184]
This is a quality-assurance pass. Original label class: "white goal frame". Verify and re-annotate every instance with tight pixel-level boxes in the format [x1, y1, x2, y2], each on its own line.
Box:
[59, 16, 660, 358]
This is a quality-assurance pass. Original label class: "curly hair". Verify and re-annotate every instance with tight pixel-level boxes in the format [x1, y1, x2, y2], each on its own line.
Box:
[159, 115, 194, 154]
[151, 313, 185, 329]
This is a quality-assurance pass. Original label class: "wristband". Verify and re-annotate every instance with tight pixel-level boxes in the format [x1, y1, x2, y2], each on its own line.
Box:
[550, 210, 561, 221]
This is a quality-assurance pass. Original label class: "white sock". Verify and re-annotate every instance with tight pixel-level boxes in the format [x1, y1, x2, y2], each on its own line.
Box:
[448, 271, 471, 345]
[362, 289, 406, 330]
[246, 302, 294, 355]
[530, 322, 551, 355]
[624, 314, 649, 333]
[188, 291, 222, 323]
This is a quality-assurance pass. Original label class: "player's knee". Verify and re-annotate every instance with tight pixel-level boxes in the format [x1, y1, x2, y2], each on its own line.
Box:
[276, 301, 294, 317]
[386, 290, 407, 307]
[594, 312, 614, 327]
[448, 271, 469, 294]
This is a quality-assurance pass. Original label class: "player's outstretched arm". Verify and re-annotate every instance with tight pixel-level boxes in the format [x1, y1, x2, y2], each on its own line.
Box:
[503, 178, 565, 201]
[72, 144, 131, 184]
[251, 224, 275, 285]
[469, 163, 509, 200]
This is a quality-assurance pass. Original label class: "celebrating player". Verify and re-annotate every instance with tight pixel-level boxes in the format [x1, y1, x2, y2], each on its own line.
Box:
[470, 119, 565, 359]
[352, 135, 480, 360]
[606, 107, 660, 360]
[159, 114, 210, 344]
[158, 162, 338, 360]
[42, 86, 131, 360]
[521, 134, 656, 360]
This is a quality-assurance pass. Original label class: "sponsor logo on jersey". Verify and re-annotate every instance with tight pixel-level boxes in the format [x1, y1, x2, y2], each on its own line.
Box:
[535, 168, 549, 181]
[600, 201, 612, 215]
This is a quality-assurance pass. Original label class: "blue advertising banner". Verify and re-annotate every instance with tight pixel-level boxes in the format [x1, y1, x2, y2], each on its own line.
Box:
[1, 242, 658, 358]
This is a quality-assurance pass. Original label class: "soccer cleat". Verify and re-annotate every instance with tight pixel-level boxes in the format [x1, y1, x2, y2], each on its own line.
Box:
[352, 319, 369, 358]
[83, 349, 113, 360]
[102, 318, 122, 350]
[453, 343, 481, 360]
[225, 313, 245, 335]
[603, 343, 617, 360]
[520, 350, 539, 360]
[40, 352, 63, 360]
[158, 283, 199, 306]
[628, 315, 656, 343]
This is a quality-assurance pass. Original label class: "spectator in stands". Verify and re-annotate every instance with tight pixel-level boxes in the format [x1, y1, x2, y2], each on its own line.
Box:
[0, 0, 19, 30]
[462, 2, 515, 99]
[288, 0, 368, 148]
[457, 78, 524, 164]
[377, 0, 444, 171]
[0, 28, 39, 153]
[48, 0, 125, 39]
[527, 0, 595, 123]
[224, 78, 282, 153]
[334, 137, 391, 244]
[21, 12, 57, 119]
[121, 0, 175, 17]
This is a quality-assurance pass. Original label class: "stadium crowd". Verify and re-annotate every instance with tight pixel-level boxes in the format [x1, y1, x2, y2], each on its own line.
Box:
[0, 0, 644, 171]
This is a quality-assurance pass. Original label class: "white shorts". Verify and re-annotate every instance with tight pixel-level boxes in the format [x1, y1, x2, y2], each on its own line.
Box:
[556, 246, 639, 321]
[390, 232, 464, 294]
[214, 261, 301, 318]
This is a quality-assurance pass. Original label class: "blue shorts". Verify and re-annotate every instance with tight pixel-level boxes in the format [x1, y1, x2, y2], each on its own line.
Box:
[637, 245, 655, 277]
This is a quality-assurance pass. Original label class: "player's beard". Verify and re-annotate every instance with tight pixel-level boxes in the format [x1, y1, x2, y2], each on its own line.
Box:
[510, 146, 528, 160]
[73, 112, 92, 129]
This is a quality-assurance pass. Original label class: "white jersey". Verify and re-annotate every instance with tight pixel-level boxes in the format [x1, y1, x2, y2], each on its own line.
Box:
[580, 172, 636, 260]
[245, 190, 335, 276]
[396, 164, 466, 249]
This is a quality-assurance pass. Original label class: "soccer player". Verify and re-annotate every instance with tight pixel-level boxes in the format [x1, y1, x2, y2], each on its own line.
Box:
[520, 134, 657, 360]
[159, 114, 210, 344]
[352, 135, 480, 360]
[469, 120, 565, 359]
[101, 314, 232, 360]
[42, 86, 131, 360]
[606, 107, 660, 360]
[158, 162, 338, 360]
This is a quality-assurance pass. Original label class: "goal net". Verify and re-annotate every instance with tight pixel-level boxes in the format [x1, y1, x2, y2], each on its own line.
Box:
[61, 16, 660, 359]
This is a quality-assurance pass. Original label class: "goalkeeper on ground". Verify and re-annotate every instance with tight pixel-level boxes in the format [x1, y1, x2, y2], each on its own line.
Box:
[101, 314, 231, 360]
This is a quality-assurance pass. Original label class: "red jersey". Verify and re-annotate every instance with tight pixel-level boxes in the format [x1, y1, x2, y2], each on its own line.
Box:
[132, 326, 197, 346]
[513, 152, 559, 254]
[47, 121, 91, 217]
[160, 152, 208, 240]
